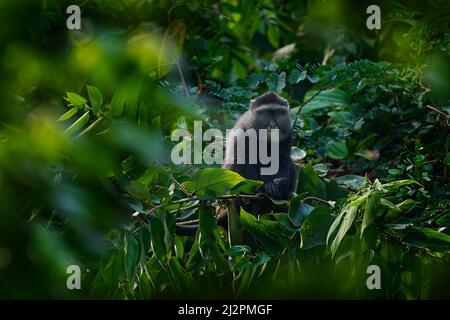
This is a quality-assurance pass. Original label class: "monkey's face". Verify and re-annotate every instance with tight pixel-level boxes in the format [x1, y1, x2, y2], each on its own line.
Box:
[247, 92, 292, 141]
[252, 104, 292, 141]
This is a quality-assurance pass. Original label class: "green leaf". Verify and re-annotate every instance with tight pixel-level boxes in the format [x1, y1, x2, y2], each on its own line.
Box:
[330, 205, 358, 256]
[444, 152, 450, 166]
[182, 168, 247, 198]
[288, 197, 314, 228]
[232, 58, 247, 79]
[149, 217, 167, 263]
[380, 242, 403, 265]
[335, 175, 365, 190]
[65, 92, 87, 108]
[388, 168, 401, 175]
[328, 111, 352, 125]
[57, 107, 78, 122]
[64, 111, 90, 136]
[126, 181, 150, 202]
[384, 198, 417, 220]
[276, 71, 286, 93]
[298, 88, 347, 114]
[186, 239, 202, 271]
[334, 236, 353, 265]
[254, 251, 271, 266]
[230, 179, 263, 195]
[169, 257, 194, 291]
[288, 69, 307, 84]
[300, 206, 333, 249]
[437, 213, 450, 227]
[102, 249, 123, 287]
[240, 208, 289, 253]
[361, 192, 381, 238]
[402, 227, 450, 252]
[296, 163, 327, 199]
[267, 25, 280, 48]
[124, 233, 140, 280]
[381, 179, 420, 192]
[110, 90, 127, 117]
[326, 140, 349, 160]
[225, 245, 250, 257]
[198, 207, 229, 271]
[291, 147, 306, 161]
[327, 207, 345, 245]
[87, 85, 103, 114]
[354, 150, 379, 161]
[158, 20, 186, 78]
[199, 206, 216, 251]
[174, 236, 185, 259]
[137, 168, 159, 190]
[325, 179, 350, 200]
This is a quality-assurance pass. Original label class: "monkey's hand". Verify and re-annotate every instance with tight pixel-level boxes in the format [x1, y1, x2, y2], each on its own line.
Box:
[262, 178, 290, 199]
[262, 181, 280, 198]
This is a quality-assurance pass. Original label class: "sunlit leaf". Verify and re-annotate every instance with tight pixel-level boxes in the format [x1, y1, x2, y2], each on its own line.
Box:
[381, 179, 421, 191]
[57, 107, 78, 122]
[330, 205, 358, 256]
[65, 92, 87, 108]
[110, 90, 127, 117]
[87, 85, 103, 115]
[361, 192, 380, 237]
[335, 175, 365, 190]
[182, 168, 247, 198]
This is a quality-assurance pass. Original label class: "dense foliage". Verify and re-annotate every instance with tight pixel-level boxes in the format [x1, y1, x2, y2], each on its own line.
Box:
[0, 0, 449, 299]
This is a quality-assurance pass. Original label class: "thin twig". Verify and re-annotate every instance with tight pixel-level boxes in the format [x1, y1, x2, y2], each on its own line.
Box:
[145, 194, 282, 216]
[177, 60, 190, 96]
[426, 105, 449, 118]
[302, 196, 333, 206]
[292, 83, 334, 129]
[155, 161, 190, 197]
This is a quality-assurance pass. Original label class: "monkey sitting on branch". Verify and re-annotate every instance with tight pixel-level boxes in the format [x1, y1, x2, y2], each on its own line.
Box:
[176, 92, 298, 241]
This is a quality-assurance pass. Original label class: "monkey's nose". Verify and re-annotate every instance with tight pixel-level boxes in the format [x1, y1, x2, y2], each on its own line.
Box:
[268, 120, 278, 129]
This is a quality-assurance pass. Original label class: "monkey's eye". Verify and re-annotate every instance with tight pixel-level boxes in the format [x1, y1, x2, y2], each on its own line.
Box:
[273, 109, 285, 115]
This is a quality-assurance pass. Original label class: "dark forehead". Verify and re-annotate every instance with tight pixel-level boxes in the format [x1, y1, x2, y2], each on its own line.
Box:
[251, 92, 287, 107]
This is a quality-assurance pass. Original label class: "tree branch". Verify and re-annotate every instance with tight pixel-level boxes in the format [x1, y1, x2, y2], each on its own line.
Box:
[302, 196, 334, 206]
[426, 105, 449, 118]
[145, 194, 287, 216]
[155, 161, 190, 197]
